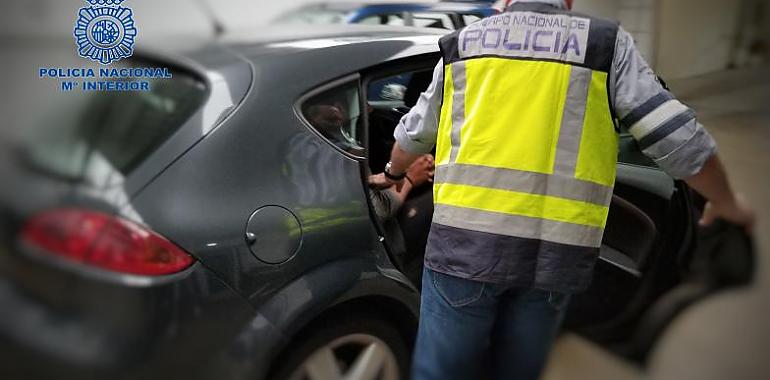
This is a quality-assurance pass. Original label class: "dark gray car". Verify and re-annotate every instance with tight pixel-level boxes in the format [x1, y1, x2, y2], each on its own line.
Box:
[0, 25, 753, 380]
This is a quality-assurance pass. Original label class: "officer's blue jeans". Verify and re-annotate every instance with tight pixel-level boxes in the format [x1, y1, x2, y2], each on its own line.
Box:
[412, 268, 570, 380]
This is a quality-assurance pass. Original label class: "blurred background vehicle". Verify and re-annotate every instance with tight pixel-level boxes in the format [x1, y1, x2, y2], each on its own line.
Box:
[272, 2, 498, 29]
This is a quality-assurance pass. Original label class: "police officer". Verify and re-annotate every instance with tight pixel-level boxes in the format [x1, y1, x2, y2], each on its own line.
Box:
[369, 0, 755, 379]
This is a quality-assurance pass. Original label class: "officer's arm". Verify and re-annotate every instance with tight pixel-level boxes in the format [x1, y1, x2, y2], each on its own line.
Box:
[611, 28, 754, 231]
[387, 143, 421, 180]
[389, 59, 445, 175]
[683, 155, 754, 230]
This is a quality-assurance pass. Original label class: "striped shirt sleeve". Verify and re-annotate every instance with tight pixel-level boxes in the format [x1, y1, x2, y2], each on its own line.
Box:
[611, 28, 717, 179]
[393, 59, 444, 155]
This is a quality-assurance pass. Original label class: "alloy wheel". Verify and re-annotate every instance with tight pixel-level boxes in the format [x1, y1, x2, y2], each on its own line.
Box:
[287, 333, 401, 380]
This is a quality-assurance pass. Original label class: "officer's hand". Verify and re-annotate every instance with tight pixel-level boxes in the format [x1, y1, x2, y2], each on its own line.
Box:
[700, 194, 756, 234]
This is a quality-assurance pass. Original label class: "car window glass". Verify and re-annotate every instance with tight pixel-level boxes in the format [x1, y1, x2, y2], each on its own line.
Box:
[462, 14, 482, 26]
[384, 14, 407, 26]
[411, 12, 453, 29]
[302, 81, 365, 156]
[23, 62, 207, 179]
[366, 67, 435, 172]
[358, 14, 408, 26]
[358, 15, 382, 25]
[274, 7, 349, 24]
[368, 74, 412, 105]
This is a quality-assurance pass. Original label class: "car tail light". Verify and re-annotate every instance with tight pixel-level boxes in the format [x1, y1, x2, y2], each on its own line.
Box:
[20, 209, 195, 276]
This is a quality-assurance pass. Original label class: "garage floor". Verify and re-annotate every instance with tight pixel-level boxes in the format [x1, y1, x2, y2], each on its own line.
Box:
[543, 66, 770, 380]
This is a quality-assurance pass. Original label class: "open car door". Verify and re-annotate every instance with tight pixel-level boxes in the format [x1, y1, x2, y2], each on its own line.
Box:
[563, 133, 755, 361]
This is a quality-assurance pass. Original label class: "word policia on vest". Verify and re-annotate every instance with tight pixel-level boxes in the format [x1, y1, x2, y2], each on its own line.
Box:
[460, 12, 591, 65]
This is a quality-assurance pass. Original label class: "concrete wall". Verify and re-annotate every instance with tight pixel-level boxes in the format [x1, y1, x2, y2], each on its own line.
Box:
[575, 0, 766, 79]
[573, 0, 619, 20]
[656, 0, 743, 80]
[739, 0, 770, 66]
[617, 0, 657, 65]
[575, 0, 657, 63]
[764, 1, 770, 39]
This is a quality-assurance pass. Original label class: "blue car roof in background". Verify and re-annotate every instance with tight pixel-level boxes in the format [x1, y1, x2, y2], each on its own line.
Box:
[336, 2, 498, 22]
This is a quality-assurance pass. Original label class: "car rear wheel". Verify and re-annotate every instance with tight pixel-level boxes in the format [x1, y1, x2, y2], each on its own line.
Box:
[270, 314, 409, 380]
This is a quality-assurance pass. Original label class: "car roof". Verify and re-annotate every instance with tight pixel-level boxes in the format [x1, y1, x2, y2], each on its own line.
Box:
[222, 24, 444, 46]
[140, 24, 443, 62]
[138, 25, 444, 96]
[225, 25, 444, 76]
[353, 3, 498, 19]
[364, 1, 497, 11]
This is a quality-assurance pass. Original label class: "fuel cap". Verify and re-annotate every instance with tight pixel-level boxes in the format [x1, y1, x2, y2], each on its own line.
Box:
[245, 206, 302, 264]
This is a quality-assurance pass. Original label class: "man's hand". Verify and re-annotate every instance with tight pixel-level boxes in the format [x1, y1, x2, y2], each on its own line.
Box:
[368, 173, 403, 191]
[700, 194, 756, 233]
[406, 155, 435, 187]
[684, 156, 756, 234]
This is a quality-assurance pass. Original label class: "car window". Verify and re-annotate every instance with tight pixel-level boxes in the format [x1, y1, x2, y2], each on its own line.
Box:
[358, 14, 406, 26]
[358, 15, 381, 25]
[462, 14, 482, 26]
[368, 74, 412, 105]
[301, 80, 366, 157]
[358, 15, 387, 25]
[411, 12, 454, 29]
[24, 62, 207, 179]
[274, 7, 350, 24]
[366, 67, 436, 172]
[358, 12, 453, 29]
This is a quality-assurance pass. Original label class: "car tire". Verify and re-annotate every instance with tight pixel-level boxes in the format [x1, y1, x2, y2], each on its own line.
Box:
[268, 312, 410, 380]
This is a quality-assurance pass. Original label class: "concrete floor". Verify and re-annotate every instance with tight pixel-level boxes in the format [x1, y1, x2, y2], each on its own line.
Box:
[543, 66, 770, 380]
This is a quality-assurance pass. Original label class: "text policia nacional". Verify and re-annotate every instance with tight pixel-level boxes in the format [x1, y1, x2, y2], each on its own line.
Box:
[460, 12, 591, 65]
[39, 67, 173, 92]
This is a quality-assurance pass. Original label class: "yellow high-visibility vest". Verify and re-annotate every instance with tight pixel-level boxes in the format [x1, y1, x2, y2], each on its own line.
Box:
[433, 4, 619, 250]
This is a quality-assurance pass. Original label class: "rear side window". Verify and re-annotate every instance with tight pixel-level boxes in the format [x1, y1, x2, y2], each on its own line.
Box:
[301, 79, 366, 157]
[411, 12, 454, 29]
[462, 14, 482, 26]
[358, 14, 406, 26]
[359, 12, 454, 29]
[368, 74, 410, 103]
[274, 6, 350, 24]
[27, 62, 207, 178]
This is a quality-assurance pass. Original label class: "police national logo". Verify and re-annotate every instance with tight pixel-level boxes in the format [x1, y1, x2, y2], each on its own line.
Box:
[41, 0, 168, 93]
[74, 0, 137, 65]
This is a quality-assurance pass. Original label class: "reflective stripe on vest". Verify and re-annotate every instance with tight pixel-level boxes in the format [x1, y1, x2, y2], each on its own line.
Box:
[435, 6, 619, 249]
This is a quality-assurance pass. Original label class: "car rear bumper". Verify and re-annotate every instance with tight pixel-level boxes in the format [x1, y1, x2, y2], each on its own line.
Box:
[0, 247, 283, 380]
